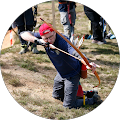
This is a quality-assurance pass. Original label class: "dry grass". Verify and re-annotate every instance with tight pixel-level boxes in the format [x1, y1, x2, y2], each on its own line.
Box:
[0, 1, 120, 120]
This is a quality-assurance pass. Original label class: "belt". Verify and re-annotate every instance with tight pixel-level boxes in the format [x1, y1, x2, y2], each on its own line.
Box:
[59, 1, 72, 4]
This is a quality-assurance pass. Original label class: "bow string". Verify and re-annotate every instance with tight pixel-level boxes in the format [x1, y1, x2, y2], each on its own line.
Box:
[40, 18, 100, 88]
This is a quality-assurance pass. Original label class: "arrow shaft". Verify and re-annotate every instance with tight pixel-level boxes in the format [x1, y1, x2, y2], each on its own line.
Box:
[40, 18, 100, 87]
[40, 18, 90, 66]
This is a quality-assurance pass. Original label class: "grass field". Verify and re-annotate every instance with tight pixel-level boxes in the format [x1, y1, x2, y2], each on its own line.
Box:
[0, 1, 120, 120]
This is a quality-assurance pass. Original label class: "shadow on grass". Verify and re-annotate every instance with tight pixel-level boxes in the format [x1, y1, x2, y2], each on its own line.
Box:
[92, 58, 120, 67]
[91, 48, 119, 55]
[38, 50, 46, 54]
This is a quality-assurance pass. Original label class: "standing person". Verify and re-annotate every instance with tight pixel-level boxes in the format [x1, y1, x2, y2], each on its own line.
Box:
[84, 5, 106, 45]
[58, 0, 76, 43]
[15, 7, 39, 54]
[20, 23, 102, 109]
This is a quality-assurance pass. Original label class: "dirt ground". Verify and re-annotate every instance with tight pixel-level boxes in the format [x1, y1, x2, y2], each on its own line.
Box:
[1, 44, 60, 116]
[1, 1, 119, 119]
[1, 36, 119, 119]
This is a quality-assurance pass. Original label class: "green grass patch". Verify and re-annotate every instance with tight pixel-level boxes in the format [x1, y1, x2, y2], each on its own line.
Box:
[14, 57, 39, 72]
[1, 72, 22, 87]
[35, 55, 51, 63]
[15, 90, 43, 106]
[1, 45, 20, 54]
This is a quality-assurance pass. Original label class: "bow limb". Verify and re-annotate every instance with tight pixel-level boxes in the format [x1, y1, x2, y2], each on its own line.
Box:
[40, 18, 100, 88]
[94, 71, 100, 88]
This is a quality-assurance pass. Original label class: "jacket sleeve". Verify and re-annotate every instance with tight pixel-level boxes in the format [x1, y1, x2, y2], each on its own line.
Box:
[72, 50, 90, 61]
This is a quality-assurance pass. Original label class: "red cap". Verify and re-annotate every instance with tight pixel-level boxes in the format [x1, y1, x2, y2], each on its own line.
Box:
[81, 64, 87, 70]
[39, 23, 54, 36]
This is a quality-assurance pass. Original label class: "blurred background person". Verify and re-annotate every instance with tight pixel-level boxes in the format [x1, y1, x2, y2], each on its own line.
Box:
[58, 0, 76, 44]
[84, 5, 106, 45]
[15, 7, 39, 54]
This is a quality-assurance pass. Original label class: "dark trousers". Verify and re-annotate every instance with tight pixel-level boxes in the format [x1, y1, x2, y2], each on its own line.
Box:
[15, 8, 34, 45]
[84, 6, 103, 41]
[52, 73, 94, 108]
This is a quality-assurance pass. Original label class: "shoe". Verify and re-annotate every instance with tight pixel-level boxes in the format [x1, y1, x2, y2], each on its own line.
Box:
[32, 47, 39, 54]
[93, 93, 102, 104]
[92, 40, 105, 45]
[86, 90, 98, 98]
[102, 39, 107, 44]
[19, 44, 28, 54]
[31, 43, 39, 54]
[92, 40, 98, 44]
[97, 41, 104, 45]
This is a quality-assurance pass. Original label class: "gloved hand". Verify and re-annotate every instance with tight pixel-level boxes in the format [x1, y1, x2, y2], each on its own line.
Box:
[34, 38, 49, 47]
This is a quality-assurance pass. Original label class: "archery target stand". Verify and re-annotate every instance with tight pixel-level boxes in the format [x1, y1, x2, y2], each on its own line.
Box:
[1, 28, 17, 50]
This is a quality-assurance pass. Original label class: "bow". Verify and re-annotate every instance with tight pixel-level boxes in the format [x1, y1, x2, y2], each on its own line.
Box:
[40, 18, 100, 88]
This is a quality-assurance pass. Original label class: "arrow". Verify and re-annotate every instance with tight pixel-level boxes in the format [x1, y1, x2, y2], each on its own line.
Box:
[78, 35, 85, 49]
[40, 18, 100, 88]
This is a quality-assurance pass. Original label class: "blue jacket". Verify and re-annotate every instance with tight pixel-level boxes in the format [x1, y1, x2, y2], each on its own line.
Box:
[34, 32, 81, 78]
[58, 0, 76, 12]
